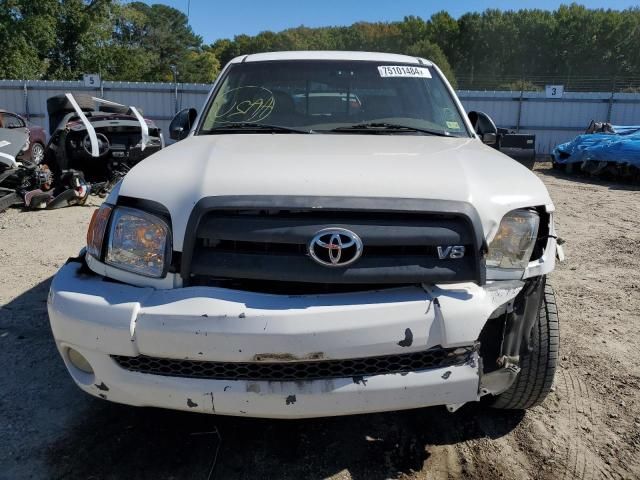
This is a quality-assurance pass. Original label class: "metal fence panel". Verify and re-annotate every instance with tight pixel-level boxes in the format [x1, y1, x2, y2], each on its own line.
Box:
[610, 93, 640, 125]
[1, 80, 639, 154]
[456, 91, 521, 127]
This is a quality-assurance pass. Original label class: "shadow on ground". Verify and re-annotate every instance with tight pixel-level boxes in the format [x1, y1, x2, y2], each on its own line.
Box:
[46, 400, 525, 480]
[1, 277, 524, 480]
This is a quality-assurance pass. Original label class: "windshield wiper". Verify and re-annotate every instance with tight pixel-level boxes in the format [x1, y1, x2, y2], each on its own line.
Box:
[326, 122, 451, 137]
[202, 122, 311, 134]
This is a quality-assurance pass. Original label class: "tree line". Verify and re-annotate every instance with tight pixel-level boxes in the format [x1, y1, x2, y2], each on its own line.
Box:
[1, 1, 639, 90]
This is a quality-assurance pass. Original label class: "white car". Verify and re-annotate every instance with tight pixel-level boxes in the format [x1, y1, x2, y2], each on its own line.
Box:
[48, 51, 561, 418]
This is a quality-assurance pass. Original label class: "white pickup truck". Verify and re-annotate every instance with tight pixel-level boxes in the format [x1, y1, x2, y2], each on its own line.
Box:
[48, 51, 561, 418]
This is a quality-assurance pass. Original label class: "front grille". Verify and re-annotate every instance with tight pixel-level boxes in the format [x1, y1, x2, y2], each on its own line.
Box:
[112, 346, 476, 381]
[182, 198, 484, 292]
[201, 239, 441, 257]
[189, 277, 407, 295]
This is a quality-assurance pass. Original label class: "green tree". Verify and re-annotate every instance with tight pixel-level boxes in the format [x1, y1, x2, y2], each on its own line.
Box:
[426, 11, 459, 63]
[47, 0, 117, 79]
[178, 48, 220, 83]
[1, 2, 639, 90]
[113, 2, 215, 82]
[0, 0, 58, 78]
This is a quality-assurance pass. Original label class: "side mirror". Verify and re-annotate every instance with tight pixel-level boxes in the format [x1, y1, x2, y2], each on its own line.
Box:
[169, 108, 197, 141]
[482, 132, 497, 144]
[468, 111, 499, 148]
[468, 111, 497, 134]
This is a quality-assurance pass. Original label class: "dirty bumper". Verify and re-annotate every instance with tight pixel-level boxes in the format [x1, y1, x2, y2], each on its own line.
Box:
[48, 261, 520, 418]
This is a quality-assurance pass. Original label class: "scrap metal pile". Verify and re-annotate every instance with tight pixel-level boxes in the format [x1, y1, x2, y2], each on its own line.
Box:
[552, 121, 640, 180]
[0, 93, 163, 213]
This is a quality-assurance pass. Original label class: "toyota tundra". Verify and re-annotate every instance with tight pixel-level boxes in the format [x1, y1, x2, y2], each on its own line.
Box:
[48, 51, 561, 418]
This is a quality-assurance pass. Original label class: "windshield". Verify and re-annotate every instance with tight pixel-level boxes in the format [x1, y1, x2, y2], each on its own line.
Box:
[198, 60, 470, 137]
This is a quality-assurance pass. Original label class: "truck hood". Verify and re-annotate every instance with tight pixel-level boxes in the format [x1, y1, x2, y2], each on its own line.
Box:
[117, 134, 553, 251]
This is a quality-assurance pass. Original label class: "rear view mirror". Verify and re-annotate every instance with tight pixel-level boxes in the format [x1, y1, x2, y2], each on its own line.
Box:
[169, 108, 198, 141]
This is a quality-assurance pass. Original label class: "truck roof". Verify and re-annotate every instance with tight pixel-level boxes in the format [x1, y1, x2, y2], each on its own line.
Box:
[231, 51, 433, 66]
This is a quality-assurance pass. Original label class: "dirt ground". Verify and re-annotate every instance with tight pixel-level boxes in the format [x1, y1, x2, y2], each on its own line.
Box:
[0, 162, 639, 480]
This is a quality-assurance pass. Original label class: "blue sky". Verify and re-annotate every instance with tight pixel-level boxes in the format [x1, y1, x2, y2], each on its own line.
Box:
[141, 0, 640, 44]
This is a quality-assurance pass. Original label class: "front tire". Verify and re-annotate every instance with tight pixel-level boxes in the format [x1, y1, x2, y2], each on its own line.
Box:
[491, 282, 559, 410]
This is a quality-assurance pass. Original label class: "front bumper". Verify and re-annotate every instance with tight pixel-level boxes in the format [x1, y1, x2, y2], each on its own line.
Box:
[48, 260, 522, 418]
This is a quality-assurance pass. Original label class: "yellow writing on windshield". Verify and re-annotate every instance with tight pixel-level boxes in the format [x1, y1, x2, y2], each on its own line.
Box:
[214, 86, 275, 123]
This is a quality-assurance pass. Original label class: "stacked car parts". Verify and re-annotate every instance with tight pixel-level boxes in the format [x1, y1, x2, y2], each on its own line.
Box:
[0, 127, 89, 212]
[0, 94, 163, 213]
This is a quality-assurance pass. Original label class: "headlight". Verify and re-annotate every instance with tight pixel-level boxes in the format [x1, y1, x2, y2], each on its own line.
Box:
[486, 209, 539, 269]
[104, 207, 171, 278]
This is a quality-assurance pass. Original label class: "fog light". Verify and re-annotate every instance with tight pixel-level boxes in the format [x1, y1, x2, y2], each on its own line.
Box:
[67, 348, 93, 374]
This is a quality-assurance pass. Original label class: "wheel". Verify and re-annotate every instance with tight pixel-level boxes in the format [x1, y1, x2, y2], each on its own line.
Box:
[30, 142, 45, 164]
[491, 282, 559, 410]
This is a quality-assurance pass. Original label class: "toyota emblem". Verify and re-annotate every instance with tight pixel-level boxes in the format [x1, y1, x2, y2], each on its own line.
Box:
[308, 228, 363, 267]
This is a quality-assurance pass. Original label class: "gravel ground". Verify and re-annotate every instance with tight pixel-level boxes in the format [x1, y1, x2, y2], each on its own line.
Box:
[0, 162, 639, 480]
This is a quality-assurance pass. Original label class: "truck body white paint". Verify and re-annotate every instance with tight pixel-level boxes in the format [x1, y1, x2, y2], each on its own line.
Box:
[48, 51, 558, 418]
